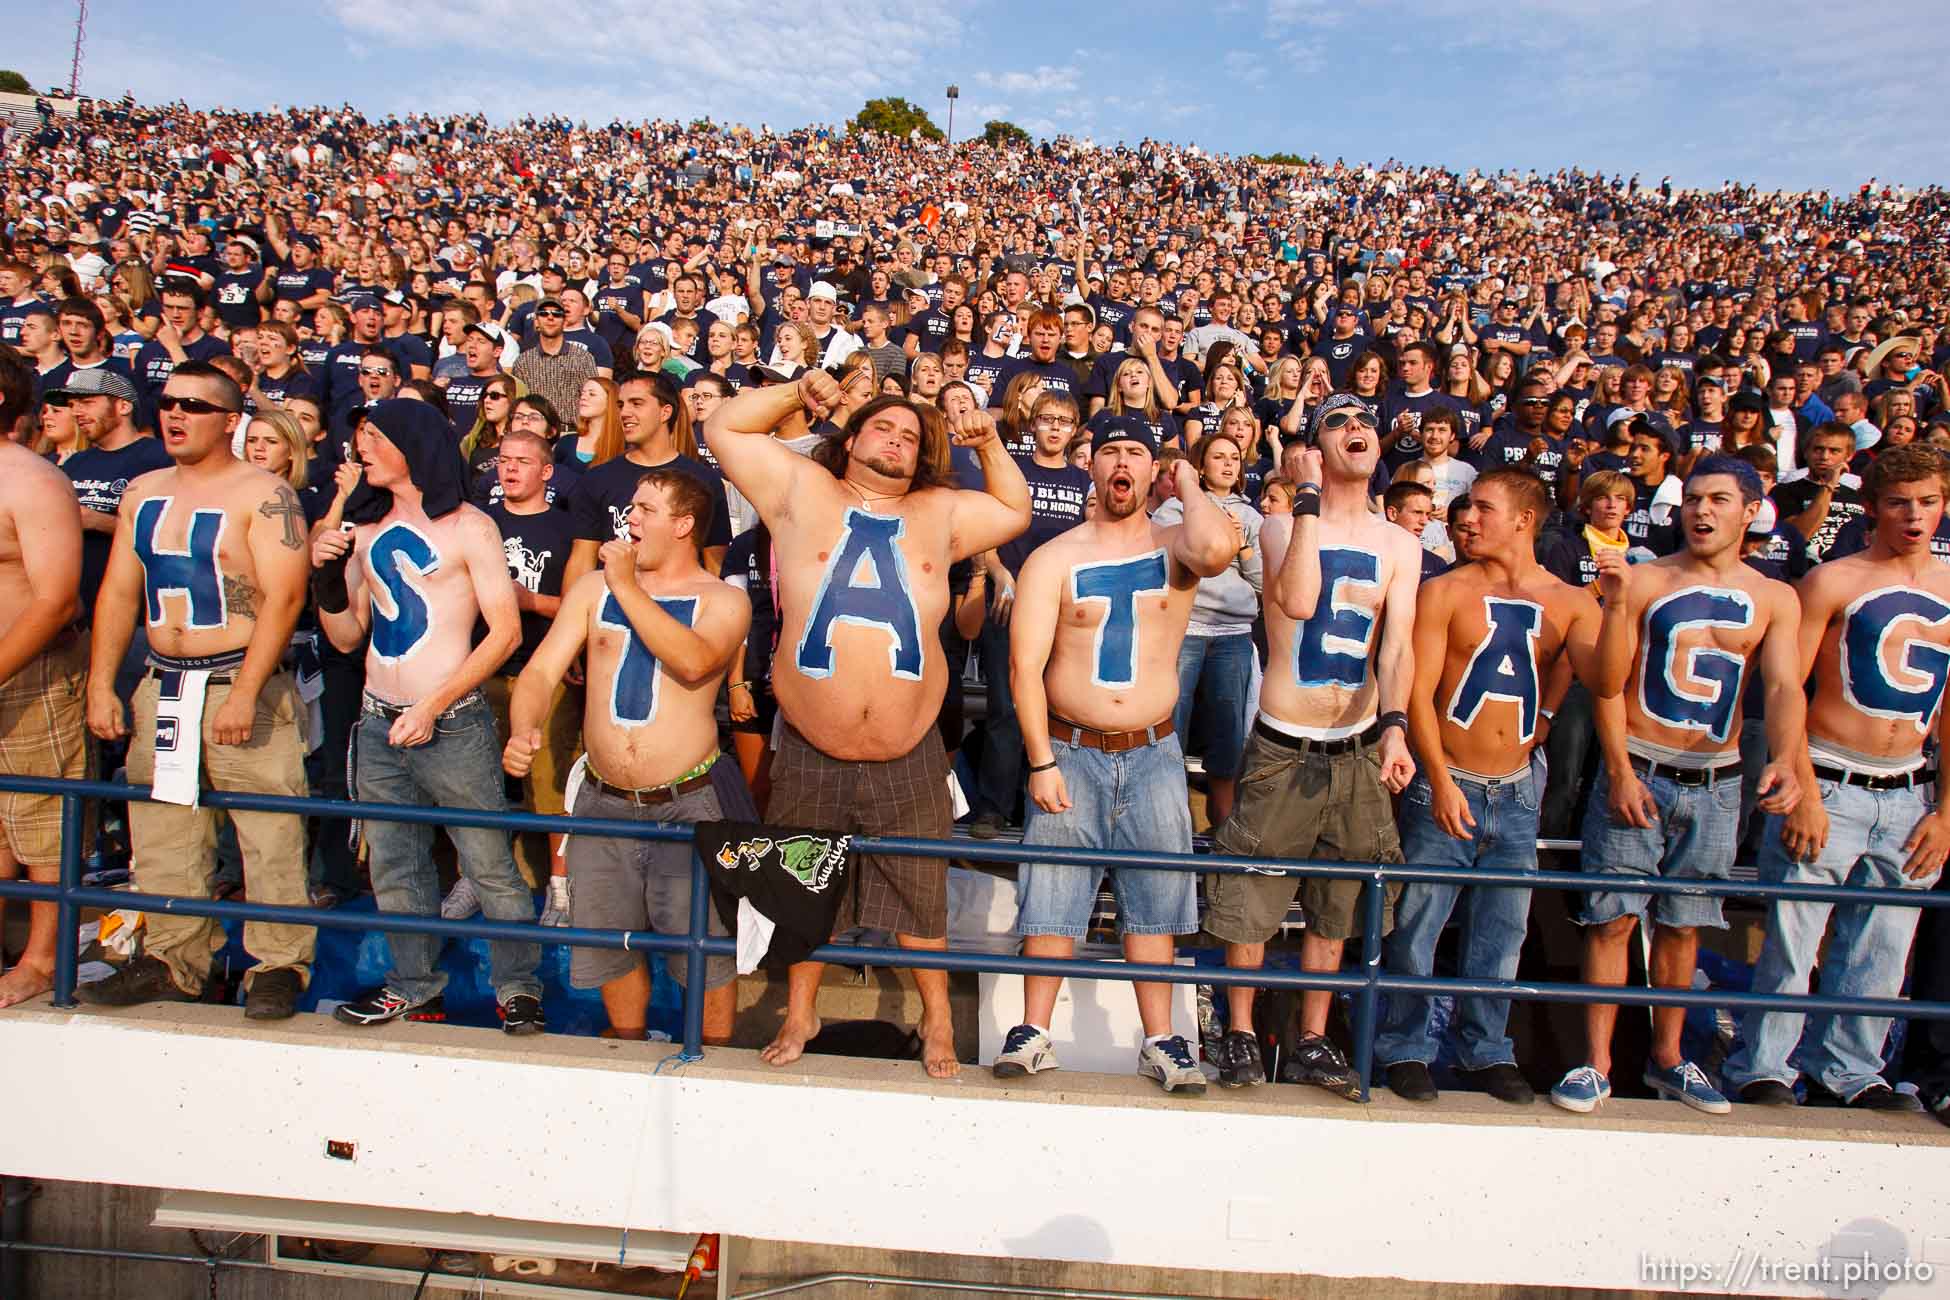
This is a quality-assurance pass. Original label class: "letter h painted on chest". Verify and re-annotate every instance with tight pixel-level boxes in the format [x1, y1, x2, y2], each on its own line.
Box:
[132, 497, 227, 629]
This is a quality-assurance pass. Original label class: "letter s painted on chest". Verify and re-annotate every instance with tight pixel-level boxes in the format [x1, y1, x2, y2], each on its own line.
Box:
[795, 509, 924, 681]
[597, 592, 697, 728]
[1294, 547, 1381, 689]
[132, 497, 228, 629]
[366, 524, 441, 664]
[1069, 549, 1170, 689]
[1841, 586, 1950, 733]
[1445, 598, 1544, 743]
[1637, 586, 1755, 744]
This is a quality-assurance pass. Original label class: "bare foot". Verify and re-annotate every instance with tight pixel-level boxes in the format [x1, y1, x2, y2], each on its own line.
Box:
[759, 1012, 820, 1067]
[0, 962, 54, 1010]
[920, 1016, 960, 1079]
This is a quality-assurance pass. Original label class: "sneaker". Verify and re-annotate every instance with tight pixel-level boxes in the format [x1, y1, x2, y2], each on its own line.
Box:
[1844, 1083, 1924, 1112]
[1137, 1035, 1206, 1096]
[968, 811, 1007, 840]
[992, 1024, 1058, 1079]
[73, 954, 197, 1007]
[243, 968, 303, 1021]
[1213, 1030, 1265, 1088]
[1550, 1066, 1613, 1113]
[1287, 1033, 1365, 1101]
[439, 877, 481, 920]
[335, 987, 444, 1027]
[538, 876, 571, 928]
[1738, 1080, 1799, 1107]
[1644, 1059, 1732, 1115]
[1457, 1062, 1535, 1105]
[499, 993, 546, 1036]
[1923, 1087, 1950, 1128]
[1386, 1060, 1439, 1103]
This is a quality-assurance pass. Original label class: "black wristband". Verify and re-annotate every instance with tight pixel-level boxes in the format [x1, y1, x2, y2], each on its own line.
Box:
[1292, 490, 1321, 518]
[310, 551, 352, 615]
[1378, 711, 1408, 734]
[1028, 759, 1059, 774]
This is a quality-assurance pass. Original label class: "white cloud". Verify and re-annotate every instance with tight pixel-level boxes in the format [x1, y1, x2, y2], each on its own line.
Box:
[973, 65, 1083, 97]
[1222, 51, 1269, 88]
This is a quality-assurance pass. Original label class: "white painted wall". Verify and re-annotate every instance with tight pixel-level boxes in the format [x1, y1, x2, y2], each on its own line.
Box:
[2, 1008, 1946, 1296]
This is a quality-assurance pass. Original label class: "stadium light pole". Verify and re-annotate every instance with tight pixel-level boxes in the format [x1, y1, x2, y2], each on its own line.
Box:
[946, 84, 958, 147]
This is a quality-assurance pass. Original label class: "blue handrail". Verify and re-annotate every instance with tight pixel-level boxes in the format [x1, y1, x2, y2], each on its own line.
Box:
[1, 774, 1945, 1101]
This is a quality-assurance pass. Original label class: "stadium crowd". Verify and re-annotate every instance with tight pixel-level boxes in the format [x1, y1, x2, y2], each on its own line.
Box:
[0, 95, 1948, 1120]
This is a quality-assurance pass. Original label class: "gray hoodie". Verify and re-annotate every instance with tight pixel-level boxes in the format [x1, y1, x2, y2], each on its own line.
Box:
[1150, 490, 1263, 630]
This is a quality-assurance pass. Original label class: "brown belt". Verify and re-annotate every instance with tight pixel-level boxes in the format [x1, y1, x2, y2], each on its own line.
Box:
[585, 765, 715, 807]
[1047, 713, 1174, 754]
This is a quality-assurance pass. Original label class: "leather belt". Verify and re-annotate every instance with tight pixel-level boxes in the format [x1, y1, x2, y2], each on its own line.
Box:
[585, 766, 715, 807]
[361, 689, 482, 721]
[1254, 719, 1380, 756]
[1812, 762, 1936, 792]
[1047, 713, 1174, 754]
[1630, 754, 1741, 787]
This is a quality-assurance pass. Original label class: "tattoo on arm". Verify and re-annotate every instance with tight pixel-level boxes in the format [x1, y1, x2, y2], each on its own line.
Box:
[223, 573, 258, 620]
[260, 487, 307, 550]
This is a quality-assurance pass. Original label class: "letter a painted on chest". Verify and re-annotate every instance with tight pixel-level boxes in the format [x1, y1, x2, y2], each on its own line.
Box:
[1842, 586, 1950, 733]
[597, 593, 697, 727]
[1070, 549, 1170, 688]
[795, 509, 924, 680]
[1446, 598, 1543, 743]
[132, 497, 227, 629]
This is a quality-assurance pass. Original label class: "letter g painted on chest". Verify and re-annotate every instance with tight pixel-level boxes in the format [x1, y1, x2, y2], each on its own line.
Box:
[1842, 586, 1950, 733]
[1638, 586, 1754, 744]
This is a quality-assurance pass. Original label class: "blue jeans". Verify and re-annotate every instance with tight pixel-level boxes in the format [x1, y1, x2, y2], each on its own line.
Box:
[975, 615, 1021, 819]
[1376, 755, 1543, 1070]
[1172, 633, 1253, 781]
[1577, 763, 1738, 930]
[1725, 779, 1943, 1100]
[1016, 732, 1197, 938]
[355, 694, 541, 1004]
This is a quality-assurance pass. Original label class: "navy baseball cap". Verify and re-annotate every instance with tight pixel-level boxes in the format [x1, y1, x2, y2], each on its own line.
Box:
[346, 293, 381, 313]
[1088, 412, 1159, 457]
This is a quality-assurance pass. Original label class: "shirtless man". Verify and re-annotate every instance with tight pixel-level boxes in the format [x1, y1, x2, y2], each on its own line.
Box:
[1376, 469, 1629, 1104]
[705, 373, 1030, 1077]
[310, 400, 544, 1033]
[81, 362, 314, 1019]
[991, 414, 1234, 1094]
[1205, 393, 1421, 1097]
[1554, 455, 1805, 1114]
[1726, 446, 1950, 1111]
[0, 353, 86, 1010]
[505, 469, 752, 1043]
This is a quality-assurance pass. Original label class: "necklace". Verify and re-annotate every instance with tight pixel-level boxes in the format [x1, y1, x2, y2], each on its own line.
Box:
[843, 479, 903, 509]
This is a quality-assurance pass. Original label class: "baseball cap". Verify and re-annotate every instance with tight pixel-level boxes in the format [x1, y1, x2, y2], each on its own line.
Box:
[1747, 498, 1779, 535]
[52, 367, 139, 402]
[1087, 412, 1159, 457]
[345, 293, 381, 314]
[464, 321, 507, 345]
[807, 281, 838, 302]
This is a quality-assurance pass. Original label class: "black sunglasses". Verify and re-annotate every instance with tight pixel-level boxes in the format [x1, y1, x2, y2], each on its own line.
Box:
[158, 395, 240, 415]
[536, 307, 566, 317]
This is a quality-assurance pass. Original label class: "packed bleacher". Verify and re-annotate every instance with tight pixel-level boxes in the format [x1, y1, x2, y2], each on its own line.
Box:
[1, 93, 1948, 1121]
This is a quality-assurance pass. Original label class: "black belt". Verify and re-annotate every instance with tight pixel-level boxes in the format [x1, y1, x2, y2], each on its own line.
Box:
[1630, 754, 1741, 787]
[1254, 719, 1380, 757]
[1813, 762, 1936, 792]
[585, 765, 715, 808]
[362, 690, 482, 721]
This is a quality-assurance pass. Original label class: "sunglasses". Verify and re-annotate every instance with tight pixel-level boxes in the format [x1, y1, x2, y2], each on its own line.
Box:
[158, 395, 239, 415]
[1319, 410, 1376, 431]
[485, 391, 511, 401]
[358, 366, 396, 378]
[536, 307, 566, 318]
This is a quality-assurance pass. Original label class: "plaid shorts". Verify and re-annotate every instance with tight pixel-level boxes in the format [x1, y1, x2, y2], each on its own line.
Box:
[0, 635, 91, 868]
[767, 725, 953, 938]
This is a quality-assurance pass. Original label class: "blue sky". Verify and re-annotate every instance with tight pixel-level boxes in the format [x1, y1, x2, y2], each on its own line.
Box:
[5, 0, 1943, 192]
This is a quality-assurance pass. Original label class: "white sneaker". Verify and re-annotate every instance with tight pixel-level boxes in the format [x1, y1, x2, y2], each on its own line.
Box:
[439, 877, 481, 921]
[992, 1024, 1059, 1078]
[538, 876, 571, 928]
[1138, 1035, 1206, 1096]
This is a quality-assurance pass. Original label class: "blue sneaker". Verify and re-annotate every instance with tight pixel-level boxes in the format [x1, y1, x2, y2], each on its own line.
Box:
[1644, 1059, 1731, 1115]
[1550, 1066, 1613, 1113]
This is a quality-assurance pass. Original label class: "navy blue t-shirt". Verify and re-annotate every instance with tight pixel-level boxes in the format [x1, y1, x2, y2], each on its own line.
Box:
[564, 452, 731, 550]
[997, 460, 1090, 576]
[64, 436, 173, 614]
[481, 499, 577, 673]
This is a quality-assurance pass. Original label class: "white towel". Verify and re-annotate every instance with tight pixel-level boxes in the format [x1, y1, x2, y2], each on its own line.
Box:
[557, 752, 590, 847]
[150, 668, 209, 807]
[735, 897, 777, 974]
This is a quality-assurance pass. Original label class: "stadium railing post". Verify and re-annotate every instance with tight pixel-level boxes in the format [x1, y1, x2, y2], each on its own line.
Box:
[1351, 869, 1388, 1103]
[681, 841, 708, 1060]
[50, 794, 82, 1009]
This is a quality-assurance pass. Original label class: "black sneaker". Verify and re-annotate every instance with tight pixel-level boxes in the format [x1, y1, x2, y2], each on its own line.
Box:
[1457, 1062, 1535, 1105]
[1288, 1032, 1365, 1102]
[1386, 1060, 1439, 1103]
[74, 954, 197, 1007]
[1923, 1087, 1950, 1129]
[335, 987, 443, 1027]
[1739, 1080, 1799, 1107]
[1845, 1083, 1924, 1112]
[243, 968, 303, 1021]
[499, 993, 546, 1036]
[968, 811, 1006, 840]
[1214, 1030, 1265, 1087]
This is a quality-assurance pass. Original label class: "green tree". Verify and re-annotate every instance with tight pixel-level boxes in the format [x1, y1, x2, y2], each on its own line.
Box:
[981, 119, 1031, 148]
[1251, 152, 1312, 167]
[851, 97, 943, 141]
[0, 70, 34, 95]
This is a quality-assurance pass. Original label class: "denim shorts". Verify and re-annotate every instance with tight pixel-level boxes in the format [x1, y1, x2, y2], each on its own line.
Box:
[1016, 731, 1198, 939]
[1576, 762, 1739, 930]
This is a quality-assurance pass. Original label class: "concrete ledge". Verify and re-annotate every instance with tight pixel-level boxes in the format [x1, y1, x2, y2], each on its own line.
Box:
[2, 1000, 1946, 1295]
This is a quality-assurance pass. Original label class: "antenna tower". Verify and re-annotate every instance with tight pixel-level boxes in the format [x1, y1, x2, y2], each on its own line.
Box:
[69, 0, 88, 97]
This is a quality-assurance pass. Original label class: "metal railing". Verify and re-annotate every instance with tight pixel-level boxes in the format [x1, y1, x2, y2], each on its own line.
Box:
[2, 774, 1947, 1102]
